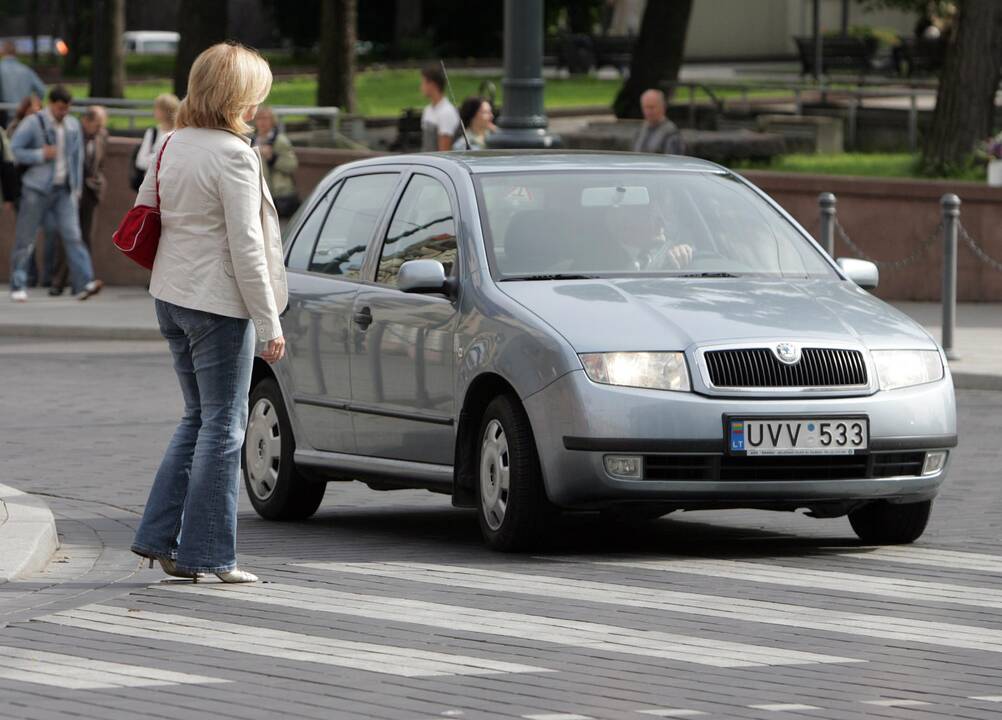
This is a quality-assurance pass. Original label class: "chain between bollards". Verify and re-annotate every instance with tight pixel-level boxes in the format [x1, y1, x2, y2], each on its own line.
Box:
[940, 193, 960, 361]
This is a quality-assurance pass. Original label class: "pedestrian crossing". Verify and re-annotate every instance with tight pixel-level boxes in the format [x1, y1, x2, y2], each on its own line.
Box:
[5, 542, 1002, 714]
[0, 645, 229, 689]
[296, 560, 1002, 654]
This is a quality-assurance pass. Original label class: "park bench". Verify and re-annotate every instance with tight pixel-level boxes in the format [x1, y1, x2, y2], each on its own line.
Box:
[794, 36, 878, 79]
[553, 33, 635, 75]
[894, 36, 945, 77]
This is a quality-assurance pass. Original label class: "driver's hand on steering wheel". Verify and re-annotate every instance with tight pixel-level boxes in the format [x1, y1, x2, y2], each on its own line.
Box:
[666, 243, 695, 269]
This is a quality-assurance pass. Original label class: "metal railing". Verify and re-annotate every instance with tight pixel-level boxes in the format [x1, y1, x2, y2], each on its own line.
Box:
[817, 191, 1002, 359]
[0, 101, 340, 139]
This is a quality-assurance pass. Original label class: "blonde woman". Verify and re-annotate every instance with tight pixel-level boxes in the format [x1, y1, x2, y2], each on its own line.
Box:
[130, 43, 287, 583]
[131, 92, 179, 190]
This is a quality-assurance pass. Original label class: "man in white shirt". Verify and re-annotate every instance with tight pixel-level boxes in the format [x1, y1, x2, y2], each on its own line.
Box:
[419, 66, 461, 152]
[9, 85, 102, 302]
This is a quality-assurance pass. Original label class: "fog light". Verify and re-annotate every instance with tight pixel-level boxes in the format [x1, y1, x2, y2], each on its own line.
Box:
[922, 450, 947, 475]
[605, 455, 643, 479]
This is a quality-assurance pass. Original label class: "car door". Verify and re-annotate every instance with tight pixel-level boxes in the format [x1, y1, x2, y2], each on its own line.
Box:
[282, 171, 401, 454]
[349, 170, 460, 464]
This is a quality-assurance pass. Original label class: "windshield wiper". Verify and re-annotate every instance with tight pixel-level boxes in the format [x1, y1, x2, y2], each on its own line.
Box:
[673, 271, 742, 278]
[500, 273, 599, 282]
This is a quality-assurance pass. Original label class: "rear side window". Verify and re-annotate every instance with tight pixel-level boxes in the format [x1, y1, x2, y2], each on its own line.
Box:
[376, 174, 457, 285]
[286, 182, 338, 271]
[308, 173, 399, 278]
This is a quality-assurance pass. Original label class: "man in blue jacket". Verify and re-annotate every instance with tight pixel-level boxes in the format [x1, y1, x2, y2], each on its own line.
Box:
[0, 41, 46, 128]
[9, 85, 102, 302]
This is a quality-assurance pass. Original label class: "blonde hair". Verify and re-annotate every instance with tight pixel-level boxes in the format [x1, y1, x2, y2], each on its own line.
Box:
[176, 43, 272, 135]
[153, 93, 180, 128]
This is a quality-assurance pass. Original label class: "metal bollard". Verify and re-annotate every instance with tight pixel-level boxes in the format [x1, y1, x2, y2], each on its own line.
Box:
[819, 192, 837, 256]
[941, 194, 960, 360]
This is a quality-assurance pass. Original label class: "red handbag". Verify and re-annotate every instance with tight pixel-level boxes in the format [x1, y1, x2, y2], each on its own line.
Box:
[112, 133, 173, 270]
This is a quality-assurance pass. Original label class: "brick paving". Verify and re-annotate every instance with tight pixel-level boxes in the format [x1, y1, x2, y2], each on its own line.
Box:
[0, 336, 1001, 719]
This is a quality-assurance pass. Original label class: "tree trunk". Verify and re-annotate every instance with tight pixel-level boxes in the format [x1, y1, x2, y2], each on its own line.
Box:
[921, 0, 1002, 175]
[317, 0, 356, 111]
[612, 0, 693, 119]
[173, 0, 229, 98]
[392, 0, 422, 57]
[62, 0, 92, 76]
[90, 0, 125, 98]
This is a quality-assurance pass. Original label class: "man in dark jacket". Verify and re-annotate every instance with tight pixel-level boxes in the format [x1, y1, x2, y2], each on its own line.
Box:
[632, 89, 685, 156]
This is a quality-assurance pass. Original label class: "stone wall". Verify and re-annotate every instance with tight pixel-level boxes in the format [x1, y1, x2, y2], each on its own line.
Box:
[0, 137, 379, 287]
[744, 171, 1002, 302]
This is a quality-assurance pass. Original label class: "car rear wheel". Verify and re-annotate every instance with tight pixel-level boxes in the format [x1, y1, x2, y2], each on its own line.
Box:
[476, 394, 552, 552]
[243, 378, 326, 521]
[848, 499, 932, 544]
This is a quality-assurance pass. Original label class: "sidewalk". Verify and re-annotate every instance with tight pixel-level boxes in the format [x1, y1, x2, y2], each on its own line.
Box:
[0, 285, 997, 388]
[0, 484, 58, 582]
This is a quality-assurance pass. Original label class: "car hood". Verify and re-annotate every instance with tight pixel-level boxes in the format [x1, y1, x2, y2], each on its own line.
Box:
[498, 277, 936, 353]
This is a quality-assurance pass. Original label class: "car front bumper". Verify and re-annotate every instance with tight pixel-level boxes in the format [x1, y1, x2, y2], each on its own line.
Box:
[523, 370, 957, 510]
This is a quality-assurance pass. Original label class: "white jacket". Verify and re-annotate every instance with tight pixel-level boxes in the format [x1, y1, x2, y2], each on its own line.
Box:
[136, 127, 288, 342]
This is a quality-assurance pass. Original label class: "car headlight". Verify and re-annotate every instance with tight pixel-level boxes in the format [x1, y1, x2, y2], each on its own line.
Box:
[870, 350, 944, 390]
[579, 352, 690, 392]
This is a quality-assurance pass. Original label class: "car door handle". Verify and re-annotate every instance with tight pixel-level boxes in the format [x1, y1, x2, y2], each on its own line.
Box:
[353, 306, 373, 328]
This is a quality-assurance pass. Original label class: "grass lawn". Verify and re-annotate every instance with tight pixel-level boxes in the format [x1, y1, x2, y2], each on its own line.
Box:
[63, 68, 794, 129]
[735, 153, 986, 181]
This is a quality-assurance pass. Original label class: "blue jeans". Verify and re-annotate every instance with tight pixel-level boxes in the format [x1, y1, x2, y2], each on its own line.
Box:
[11, 186, 94, 293]
[132, 300, 255, 574]
[25, 211, 59, 287]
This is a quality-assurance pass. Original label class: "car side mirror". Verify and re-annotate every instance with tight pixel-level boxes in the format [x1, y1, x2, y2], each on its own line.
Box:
[398, 259, 453, 295]
[837, 258, 879, 290]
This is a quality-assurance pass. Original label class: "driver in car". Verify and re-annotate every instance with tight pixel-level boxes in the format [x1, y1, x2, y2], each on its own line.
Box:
[601, 203, 695, 272]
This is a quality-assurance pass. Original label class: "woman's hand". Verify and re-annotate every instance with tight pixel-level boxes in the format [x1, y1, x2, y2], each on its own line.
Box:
[260, 336, 286, 364]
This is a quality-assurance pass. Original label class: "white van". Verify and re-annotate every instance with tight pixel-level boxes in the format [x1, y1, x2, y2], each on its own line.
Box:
[122, 31, 179, 55]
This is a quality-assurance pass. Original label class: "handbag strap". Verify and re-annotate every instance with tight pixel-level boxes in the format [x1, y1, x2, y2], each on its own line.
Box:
[154, 132, 173, 210]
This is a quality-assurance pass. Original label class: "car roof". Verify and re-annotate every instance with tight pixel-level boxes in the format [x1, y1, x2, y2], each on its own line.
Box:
[351, 150, 729, 176]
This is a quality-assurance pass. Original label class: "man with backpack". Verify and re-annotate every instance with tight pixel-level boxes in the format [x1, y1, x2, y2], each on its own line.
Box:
[9, 85, 102, 302]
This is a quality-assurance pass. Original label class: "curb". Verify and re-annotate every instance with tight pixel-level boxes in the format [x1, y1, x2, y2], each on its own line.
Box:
[0, 324, 163, 341]
[0, 484, 59, 582]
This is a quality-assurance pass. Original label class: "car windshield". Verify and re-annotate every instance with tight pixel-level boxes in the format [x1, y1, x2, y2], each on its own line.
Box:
[476, 171, 836, 280]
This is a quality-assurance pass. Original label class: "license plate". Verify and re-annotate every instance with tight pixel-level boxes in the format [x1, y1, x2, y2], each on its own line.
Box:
[729, 418, 868, 456]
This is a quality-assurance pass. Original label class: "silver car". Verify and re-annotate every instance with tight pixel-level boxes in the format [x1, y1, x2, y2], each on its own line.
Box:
[242, 152, 957, 551]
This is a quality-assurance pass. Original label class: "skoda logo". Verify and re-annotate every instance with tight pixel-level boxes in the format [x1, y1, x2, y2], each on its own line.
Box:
[774, 342, 801, 365]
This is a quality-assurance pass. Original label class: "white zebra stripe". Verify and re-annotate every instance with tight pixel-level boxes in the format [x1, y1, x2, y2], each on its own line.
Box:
[159, 581, 858, 667]
[0, 645, 228, 689]
[560, 556, 1002, 609]
[298, 562, 1002, 654]
[38, 604, 549, 678]
[836, 546, 1002, 575]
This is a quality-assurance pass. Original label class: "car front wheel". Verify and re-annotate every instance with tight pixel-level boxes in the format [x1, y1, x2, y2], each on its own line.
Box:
[848, 499, 932, 544]
[476, 394, 552, 552]
[243, 378, 326, 521]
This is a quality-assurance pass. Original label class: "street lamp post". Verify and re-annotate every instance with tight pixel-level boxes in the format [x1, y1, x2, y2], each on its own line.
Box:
[487, 0, 559, 149]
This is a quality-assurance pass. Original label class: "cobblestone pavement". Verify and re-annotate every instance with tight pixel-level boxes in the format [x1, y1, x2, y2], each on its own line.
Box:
[1, 337, 1001, 720]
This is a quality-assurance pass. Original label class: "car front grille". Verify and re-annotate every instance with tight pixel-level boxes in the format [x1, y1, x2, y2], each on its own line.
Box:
[644, 452, 925, 482]
[703, 348, 868, 388]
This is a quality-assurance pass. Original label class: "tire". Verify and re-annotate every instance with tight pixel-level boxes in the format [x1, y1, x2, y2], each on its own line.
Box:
[848, 499, 932, 544]
[476, 394, 553, 552]
[243, 378, 326, 520]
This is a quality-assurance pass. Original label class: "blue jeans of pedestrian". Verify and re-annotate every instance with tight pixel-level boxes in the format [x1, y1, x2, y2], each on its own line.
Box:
[132, 300, 255, 574]
[25, 211, 59, 287]
[11, 186, 94, 293]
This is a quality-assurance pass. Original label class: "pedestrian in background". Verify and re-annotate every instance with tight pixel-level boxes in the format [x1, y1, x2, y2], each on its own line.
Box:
[130, 93, 179, 191]
[252, 106, 299, 218]
[0, 41, 45, 128]
[419, 65, 461, 152]
[130, 42, 287, 584]
[9, 85, 102, 303]
[49, 105, 108, 296]
[632, 88, 685, 156]
[452, 96, 496, 150]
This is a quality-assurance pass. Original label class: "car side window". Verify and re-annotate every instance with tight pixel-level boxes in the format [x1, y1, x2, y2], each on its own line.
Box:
[376, 174, 457, 286]
[308, 173, 399, 278]
[286, 182, 339, 271]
